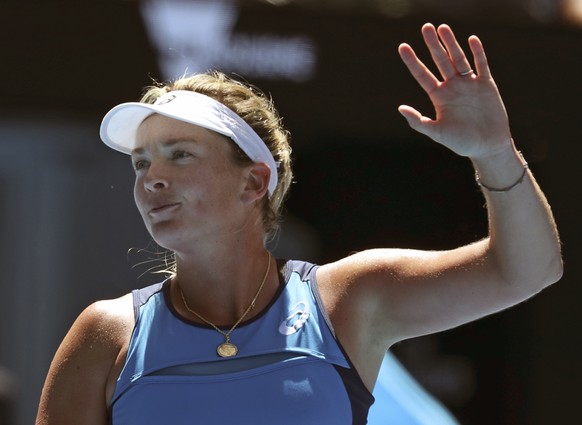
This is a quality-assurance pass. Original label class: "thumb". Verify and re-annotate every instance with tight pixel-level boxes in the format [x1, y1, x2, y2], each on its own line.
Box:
[398, 105, 435, 139]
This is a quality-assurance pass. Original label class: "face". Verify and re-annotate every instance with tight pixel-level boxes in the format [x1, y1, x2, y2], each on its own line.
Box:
[132, 114, 252, 251]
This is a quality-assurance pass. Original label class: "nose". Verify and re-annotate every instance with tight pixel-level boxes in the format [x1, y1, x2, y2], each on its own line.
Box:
[143, 162, 169, 192]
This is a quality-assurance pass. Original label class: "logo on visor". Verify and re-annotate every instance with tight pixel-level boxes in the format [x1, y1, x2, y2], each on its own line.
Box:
[156, 94, 176, 105]
[279, 301, 311, 335]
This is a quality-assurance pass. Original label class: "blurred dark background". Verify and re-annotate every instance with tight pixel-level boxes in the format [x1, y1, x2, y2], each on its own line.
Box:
[0, 1, 580, 424]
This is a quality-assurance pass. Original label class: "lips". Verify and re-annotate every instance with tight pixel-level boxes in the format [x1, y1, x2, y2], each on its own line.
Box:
[148, 202, 181, 217]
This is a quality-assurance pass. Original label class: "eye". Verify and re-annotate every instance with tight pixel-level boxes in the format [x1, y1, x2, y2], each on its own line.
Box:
[133, 159, 150, 171]
[172, 150, 192, 160]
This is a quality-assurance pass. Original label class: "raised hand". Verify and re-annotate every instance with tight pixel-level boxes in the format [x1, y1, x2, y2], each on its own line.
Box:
[398, 23, 512, 159]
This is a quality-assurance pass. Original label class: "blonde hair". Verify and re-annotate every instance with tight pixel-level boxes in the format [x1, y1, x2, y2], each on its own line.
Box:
[140, 71, 293, 241]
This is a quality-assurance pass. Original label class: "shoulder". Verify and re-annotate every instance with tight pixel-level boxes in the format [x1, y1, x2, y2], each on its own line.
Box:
[53, 292, 135, 383]
[74, 294, 136, 388]
[316, 242, 517, 344]
[36, 293, 134, 425]
[82, 293, 135, 343]
[313, 247, 461, 341]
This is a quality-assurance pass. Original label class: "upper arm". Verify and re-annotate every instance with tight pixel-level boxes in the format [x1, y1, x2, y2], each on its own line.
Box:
[318, 240, 547, 346]
[36, 294, 133, 425]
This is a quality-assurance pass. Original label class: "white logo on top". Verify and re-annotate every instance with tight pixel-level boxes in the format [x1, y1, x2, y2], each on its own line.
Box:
[279, 301, 311, 335]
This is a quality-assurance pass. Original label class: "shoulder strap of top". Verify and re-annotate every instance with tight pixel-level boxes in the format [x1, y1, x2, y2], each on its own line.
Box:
[285, 259, 337, 337]
[131, 281, 166, 320]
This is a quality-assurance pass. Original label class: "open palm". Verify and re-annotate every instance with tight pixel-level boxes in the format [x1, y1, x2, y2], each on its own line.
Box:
[399, 23, 512, 159]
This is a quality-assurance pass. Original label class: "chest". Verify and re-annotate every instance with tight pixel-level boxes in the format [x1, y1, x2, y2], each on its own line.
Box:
[109, 265, 374, 424]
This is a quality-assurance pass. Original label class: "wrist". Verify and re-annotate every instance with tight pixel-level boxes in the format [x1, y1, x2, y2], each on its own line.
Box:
[471, 142, 530, 193]
[469, 138, 515, 162]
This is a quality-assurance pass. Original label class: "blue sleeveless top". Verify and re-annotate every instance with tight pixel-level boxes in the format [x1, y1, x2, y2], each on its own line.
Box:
[111, 260, 374, 424]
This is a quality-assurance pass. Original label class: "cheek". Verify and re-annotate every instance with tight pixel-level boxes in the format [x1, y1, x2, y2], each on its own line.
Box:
[133, 181, 147, 216]
[213, 160, 248, 193]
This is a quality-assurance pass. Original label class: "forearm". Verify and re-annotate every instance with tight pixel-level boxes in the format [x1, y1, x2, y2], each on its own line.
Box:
[471, 141, 563, 288]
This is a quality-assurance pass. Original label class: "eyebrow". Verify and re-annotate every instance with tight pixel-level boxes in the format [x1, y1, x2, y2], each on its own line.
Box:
[131, 138, 199, 156]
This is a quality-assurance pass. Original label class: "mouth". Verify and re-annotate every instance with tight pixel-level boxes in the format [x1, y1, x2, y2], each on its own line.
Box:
[149, 202, 181, 216]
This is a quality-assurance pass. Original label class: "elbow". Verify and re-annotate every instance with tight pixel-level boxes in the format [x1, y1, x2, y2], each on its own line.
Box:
[544, 252, 564, 286]
[523, 252, 564, 292]
[495, 250, 564, 294]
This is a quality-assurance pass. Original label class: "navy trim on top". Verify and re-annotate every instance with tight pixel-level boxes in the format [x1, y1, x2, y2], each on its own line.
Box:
[131, 281, 166, 320]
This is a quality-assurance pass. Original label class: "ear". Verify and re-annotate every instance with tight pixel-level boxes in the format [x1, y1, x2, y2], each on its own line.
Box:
[241, 162, 270, 204]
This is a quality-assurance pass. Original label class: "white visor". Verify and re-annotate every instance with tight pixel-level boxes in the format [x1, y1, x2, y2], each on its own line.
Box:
[100, 90, 278, 196]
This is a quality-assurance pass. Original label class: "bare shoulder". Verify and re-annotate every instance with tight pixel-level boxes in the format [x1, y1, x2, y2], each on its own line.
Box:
[315, 248, 431, 320]
[316, 248, 441, 307]
[316, 241, 540, 350]
[316, 244, 491, 304]
[314, 249, 415, 391]
[36, 293, 134, 425]
[63, 293, 135, 360]
[86, 293, 135, 340]
[314, 246, 497, 390]
[315, 244, 490, 332]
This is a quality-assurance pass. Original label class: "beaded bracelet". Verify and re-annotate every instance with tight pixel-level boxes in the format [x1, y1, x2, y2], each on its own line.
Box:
[475, 151, 529, 192]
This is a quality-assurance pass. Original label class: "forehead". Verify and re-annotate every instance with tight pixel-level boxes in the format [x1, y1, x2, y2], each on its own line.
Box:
[133, 114, 229, 153]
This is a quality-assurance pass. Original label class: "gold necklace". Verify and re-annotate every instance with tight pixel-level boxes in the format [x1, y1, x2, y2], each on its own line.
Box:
[178, 254, 271, 358]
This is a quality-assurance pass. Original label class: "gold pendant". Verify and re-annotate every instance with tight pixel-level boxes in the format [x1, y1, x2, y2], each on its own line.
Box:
[217, 342, 238, 357]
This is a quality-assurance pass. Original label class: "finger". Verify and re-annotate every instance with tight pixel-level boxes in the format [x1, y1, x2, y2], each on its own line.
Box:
[468, 35, 491, 78]
[398, 43, 439, 94]
[421, 23, 457, 80]
[398, 105, 437, 139]
[436, 24, 473, 76]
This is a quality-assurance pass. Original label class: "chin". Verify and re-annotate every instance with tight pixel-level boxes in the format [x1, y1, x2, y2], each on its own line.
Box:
[147, 223, 188, 250]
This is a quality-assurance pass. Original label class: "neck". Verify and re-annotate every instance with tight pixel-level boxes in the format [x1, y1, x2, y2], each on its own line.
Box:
[170, 242, 275, 326]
